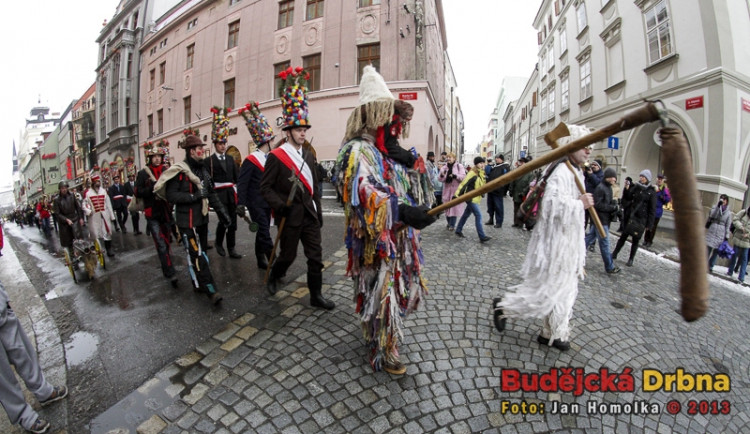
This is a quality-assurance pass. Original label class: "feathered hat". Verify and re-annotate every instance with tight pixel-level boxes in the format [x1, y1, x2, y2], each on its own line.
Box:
[277, 66, 311, 130]
[180, 127, 203, 149]
[345, 65, 405, 141]
[142, 139, 169, 158]
[210, 106, 232, 144]
[90, 166, 101, 182]
[238, 102, 275, 147]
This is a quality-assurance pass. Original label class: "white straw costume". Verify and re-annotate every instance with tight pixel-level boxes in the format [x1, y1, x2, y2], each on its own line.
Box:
[498, 125, 589, 343]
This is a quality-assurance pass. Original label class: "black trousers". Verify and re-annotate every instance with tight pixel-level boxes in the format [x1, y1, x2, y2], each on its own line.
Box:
[270, 212, 323, 279]
[179, 225, 216, 293]
[114, 207, 128, 231]
[215, 200, 237, 250]
[147, 218, 175, 278]
[250, 206, 273, 259]
[130, 210, 141, 233]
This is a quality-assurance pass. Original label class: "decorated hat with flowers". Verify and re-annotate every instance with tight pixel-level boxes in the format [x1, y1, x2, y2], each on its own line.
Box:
[211, 106, 232, 144]
[142, 139, 169, 158]
[90, 166, 102, 182]
[238, 101, 275, 146]
[277, 66, 311, 130]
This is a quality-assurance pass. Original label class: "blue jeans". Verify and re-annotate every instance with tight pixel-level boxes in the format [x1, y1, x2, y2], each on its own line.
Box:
[446, 216, 457, 229]
[585, 223, 614, 271]
[728, 246, 749, 282]
[456, 202, 486, 239]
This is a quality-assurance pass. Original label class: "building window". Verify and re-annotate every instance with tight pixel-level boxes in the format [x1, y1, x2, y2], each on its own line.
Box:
[359, 0, 380, 6]
[560, 76, 569, 111]
[147, 114, 154, 137]
[227, 20, 240, 49]
[186, 44, 195, 70]
[184, 96, 192, 125]
[303, 54, 321, 91]
[111, 99, 118, 127]
[159, 62, 166, 85]
[645, 0, 673, 64]
[546, 47, 554, 71]
[576, 2, 587, 33]
[307, 0, 324, 20]
[278, 1, 294, 29]
[357, 43, 380, 82]
[559, 27, 567, 54]
[274, 61, 291, 97]
[149, 69, 155, 90]
[230, 0, 241, 5]
[157, 109, 163, 134]
[125, 97, 131, 125]
[540, 93, 547, 122]
[187, 18, 197, 30]
[224, 78, 235, 108]
[132, 11, 139, 30]
[126, 53, 133, 79]
[547, 89, 555, 120]
[579, 58, 592, 100]
[159, 38, 168, 49]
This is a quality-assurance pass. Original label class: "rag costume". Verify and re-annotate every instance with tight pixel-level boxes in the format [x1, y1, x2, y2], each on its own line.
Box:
[336, 65, 435, 373]
[495, 125, 591, 347]
[154, 133, 232, 303]
[135, 140, 177, 284]
[237, 102, 276, 269]
[209, 107, 240, 258]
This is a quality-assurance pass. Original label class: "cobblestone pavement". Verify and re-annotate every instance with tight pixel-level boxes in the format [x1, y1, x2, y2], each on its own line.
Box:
[14, 198, 750, 433]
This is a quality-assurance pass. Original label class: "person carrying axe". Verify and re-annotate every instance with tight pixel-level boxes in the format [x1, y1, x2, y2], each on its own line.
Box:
[260, 66, 334, 310]
[493, 124, 594, 352]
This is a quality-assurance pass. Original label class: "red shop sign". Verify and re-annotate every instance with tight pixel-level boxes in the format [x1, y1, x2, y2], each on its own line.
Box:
[685, 96, 703, 110]
[399, 92, 418, 100]
[742, 98, 750, 113]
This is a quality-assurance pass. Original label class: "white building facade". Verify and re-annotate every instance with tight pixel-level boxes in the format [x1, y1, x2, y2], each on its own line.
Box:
[523, 0, 750, 209]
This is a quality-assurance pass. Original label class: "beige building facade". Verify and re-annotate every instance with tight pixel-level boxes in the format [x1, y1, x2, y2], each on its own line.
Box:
[508, 0, 750, 209]
[139, 0, 449, 165]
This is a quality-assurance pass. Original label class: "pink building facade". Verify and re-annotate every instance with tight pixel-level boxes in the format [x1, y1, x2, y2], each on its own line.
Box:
[139, 0, 448, 164]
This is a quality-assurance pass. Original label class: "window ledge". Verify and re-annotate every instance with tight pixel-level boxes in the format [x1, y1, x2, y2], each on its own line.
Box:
[559, 48, 568, 60]
[643, 53, 679, 74]
[604, 80, 626, 94]
[578, 95, 593, 106]
[560, 106, 570, 115]
[576, 25, 589, 40]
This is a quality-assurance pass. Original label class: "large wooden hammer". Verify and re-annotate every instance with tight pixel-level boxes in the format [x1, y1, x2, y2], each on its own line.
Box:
[544, 123, 606, 238]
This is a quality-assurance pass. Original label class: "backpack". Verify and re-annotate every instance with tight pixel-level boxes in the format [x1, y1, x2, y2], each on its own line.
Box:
[457, 173, 478, 199]
[515, 159, 566, 225]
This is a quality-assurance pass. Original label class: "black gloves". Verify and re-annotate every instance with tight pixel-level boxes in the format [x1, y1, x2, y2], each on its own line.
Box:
[399, 204, 436, 230]
[236, 205, 247, 218]
[277, 205, 291, 218]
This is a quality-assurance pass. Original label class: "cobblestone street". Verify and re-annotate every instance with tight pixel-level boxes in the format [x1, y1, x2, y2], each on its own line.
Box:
[86, 199, 750, 433]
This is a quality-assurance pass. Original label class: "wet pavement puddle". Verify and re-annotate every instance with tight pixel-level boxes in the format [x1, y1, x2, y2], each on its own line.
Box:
[65, 331, 99, 367]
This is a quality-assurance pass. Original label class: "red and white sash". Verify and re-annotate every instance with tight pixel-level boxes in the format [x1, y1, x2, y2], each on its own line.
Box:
[245, 150, 267, 172]
[271, 144, 314, 196]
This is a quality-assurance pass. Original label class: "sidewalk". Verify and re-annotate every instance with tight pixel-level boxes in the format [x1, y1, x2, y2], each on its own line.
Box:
[0, 230, 68, 434]
[86, 199, 749, 434]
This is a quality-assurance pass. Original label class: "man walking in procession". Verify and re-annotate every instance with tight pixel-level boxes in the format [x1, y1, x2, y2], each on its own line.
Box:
[261, 66, 334, 310]
[209, 107, 241, 259]
[83, 170, 116, 257]
[155, 131, 233, 304]
[336, 65, 436, 374]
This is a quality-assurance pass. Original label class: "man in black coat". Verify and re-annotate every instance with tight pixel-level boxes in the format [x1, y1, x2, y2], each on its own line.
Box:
[237, 139, 276, 270]
[124, 174, 141, 234]
[584, 167, 621, 274]
[209, 141, 241, 258]
[52, 181, 84, 251]
[486, 153, 510, 228]
[108, 176, 129, 233]
[155, 134, 233, 304]
[260, 126, 334, 310]
[612, 169, 656, 267]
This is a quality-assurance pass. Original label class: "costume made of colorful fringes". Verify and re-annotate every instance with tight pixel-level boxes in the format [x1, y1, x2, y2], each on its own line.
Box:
[336, 134, 434, 372]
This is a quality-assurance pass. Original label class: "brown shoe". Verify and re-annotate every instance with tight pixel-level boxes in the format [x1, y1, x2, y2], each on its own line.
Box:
[384, 361, 407, 375]
[40, 385, 68, 406]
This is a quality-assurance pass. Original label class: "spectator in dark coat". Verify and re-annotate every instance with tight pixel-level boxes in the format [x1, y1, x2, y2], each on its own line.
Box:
[485, 154, 510, 228]
[612, 169, 656, 267]
[585, 167, 620, 274]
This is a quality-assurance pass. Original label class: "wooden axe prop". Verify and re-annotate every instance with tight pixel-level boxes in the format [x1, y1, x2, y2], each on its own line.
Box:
[429, 101, 708, 322]
[544, 123, 606, 238]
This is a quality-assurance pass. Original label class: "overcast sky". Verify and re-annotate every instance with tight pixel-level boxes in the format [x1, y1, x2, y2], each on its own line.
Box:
[0, 0, 540, 189]
[442, 0, 541, 150]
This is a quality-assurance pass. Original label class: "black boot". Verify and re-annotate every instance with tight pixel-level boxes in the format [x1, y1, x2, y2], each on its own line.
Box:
[257, 253, 269, 270]
[266, 265, 281, 295]
[308, 272, 334, 310]
[104, 240, 115, 257]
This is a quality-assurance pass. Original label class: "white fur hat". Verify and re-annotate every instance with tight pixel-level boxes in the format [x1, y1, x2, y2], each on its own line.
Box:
[358, 65, 394, 105]
[344, 66, 399, 140]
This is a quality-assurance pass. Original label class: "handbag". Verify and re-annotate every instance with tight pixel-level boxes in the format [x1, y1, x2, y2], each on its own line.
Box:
[128, 197, 144, 213]
[624, 199, 646, 237]
[718, 240, 735, 259]
[705, 218, 713, 229]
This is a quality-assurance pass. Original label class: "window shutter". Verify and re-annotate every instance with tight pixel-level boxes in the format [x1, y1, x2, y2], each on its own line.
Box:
[532, 92, 538, 107]
[555, 0, 560, 16]
[538, 31, 543, 45]
[548, 15, 553, 29]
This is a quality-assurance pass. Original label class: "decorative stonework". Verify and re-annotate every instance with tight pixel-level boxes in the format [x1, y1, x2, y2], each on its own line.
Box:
[305, 26, 319, 46]
[184, 73, 191, 92]
[361, 14, 377, 34]
[225, 54, 234, 72]
[276, 35, 289, 54]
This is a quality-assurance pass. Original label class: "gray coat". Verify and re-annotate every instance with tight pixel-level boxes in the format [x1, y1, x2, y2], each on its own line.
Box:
[706, 204, 732, 249]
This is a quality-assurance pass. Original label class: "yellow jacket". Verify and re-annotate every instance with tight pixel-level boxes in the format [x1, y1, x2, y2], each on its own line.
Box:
[454, 168, 486, 204]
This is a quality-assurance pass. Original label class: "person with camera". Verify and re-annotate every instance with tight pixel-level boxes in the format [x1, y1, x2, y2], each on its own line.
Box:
[642, 174, 671, 247]
[584, 167, 621, 274]
[438, 152, 466, 231]
[612, 169, 656, 267]
[727, 206, 750, 283]
[705, 194, 732, 273]
[510, 157, 534, 228]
